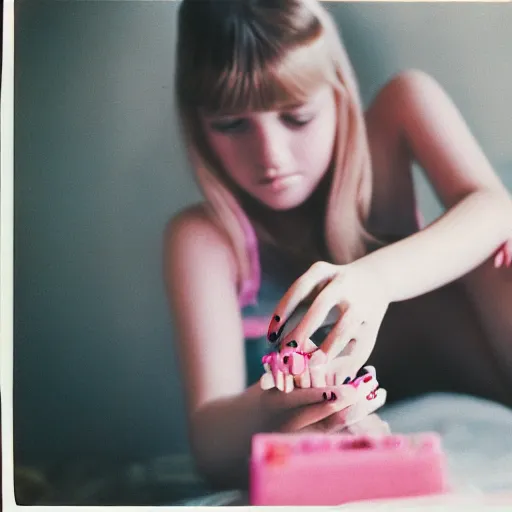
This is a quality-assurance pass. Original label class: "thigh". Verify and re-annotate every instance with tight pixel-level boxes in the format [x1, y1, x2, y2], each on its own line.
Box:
[461, 257, 512, 379]
[368, 281, 511, 407]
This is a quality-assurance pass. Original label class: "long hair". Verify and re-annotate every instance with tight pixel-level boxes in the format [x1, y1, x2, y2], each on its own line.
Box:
[175, 0, 375, 290]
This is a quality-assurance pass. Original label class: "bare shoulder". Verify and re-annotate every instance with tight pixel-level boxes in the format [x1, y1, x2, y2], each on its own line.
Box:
[366, 69, 441, 126]
[163, 203, 238, 285]
[165, 204, 235, 264]
[378, 69, 439, 97]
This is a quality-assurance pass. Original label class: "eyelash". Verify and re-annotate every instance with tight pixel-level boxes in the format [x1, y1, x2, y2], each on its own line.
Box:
[281, 114, 313, 127]
[210, 114, 314, 134]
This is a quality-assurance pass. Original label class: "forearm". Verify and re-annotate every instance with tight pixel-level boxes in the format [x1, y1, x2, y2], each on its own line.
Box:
[360, 189, 512, 302]
[189, 383, 269, 490]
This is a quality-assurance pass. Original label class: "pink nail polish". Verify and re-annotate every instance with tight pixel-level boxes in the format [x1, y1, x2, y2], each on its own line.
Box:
[495, 251, 504, 268]
[366, 390, 377, 400]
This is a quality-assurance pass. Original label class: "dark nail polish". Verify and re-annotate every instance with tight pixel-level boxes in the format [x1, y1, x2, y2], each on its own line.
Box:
[322, 392, 327, 400]
[274, 315, 281, 323]
[343, 377, 351, 385]
[330, 392, 337, 401]
[286, 340, 298, 348]
[268, 332, 278, 343]
[283, 356, 289, 364]
[356, 367, 369, 378]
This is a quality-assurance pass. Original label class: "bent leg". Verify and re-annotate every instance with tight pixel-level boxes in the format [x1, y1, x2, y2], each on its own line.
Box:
[461, 258, 512, 388]
[369, 281, 511, 407]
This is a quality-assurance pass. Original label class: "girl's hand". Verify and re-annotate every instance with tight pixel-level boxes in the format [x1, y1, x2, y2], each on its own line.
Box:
[343, 413, 391, 436]
[268, 260, 391, 382]
[261, 374, 385, 434]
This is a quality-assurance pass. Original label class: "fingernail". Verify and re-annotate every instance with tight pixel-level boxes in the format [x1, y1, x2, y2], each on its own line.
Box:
[363, 375, 373, 383]
[366, 390, 377, 400]
[322, 392, 328, 400]
[356, 367, 368, 378]
[268, 332, 278, 342]
[343, 377, 351, 385]
[286, 340, 298, 348]
[330, 392, 337, 401]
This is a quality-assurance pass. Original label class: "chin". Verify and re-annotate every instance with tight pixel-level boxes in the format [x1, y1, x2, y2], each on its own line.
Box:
[258, 192, 312, 212]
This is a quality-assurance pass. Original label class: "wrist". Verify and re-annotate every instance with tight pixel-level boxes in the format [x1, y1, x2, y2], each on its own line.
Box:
[349, 255, 397, 303]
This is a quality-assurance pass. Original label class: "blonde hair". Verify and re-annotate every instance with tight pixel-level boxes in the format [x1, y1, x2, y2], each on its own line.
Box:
[175, 0, 375, 288]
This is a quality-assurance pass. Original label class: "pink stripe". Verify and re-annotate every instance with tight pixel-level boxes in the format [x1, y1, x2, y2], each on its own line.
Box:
[243, 316, 272, 339]
[236, 210, 261, 308]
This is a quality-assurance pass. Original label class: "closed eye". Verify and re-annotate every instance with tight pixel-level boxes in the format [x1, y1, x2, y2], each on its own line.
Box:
[281, 112, 315, 127]
[209, 118, 248, 134]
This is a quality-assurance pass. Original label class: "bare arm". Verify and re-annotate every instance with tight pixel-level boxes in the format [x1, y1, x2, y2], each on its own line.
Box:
[360, 70, 512, 302]
[163, 208, 366, 488]
[163, 207, 270, 488]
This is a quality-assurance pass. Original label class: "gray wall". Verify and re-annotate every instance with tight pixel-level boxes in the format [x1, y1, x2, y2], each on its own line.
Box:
[14, 1, 512, 466]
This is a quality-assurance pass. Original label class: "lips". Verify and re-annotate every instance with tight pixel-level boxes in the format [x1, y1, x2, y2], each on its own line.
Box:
[259, 173, 297, 185]
[259, 174, 301, 192]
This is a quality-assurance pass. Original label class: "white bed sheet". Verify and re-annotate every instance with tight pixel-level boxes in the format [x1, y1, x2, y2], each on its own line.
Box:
[178, 393, 512, 506]
[380, 392, 512, 494]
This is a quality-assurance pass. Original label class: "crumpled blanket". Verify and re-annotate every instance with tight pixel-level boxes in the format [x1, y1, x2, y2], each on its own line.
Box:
[14, 393, 512, 506]
[178, 393, 512, 506]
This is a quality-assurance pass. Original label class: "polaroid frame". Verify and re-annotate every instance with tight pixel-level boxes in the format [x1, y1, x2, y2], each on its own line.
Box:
[1, 1, 511, 511]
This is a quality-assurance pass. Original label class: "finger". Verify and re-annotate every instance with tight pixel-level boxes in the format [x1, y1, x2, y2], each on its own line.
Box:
[325, 370, 335, 387]
[269, 304, 308, 346]
[325, 324, 379, 382]
[343, 388, 387, 428]
[309, 364, 328, 388]
[494, 241, 512, 269]
[332, 357, 355, 386]
[280, 306, 341, 349]
[260, 372, 276, 391]
[320, 312, 362, 362]
[308, 348, 328, 367]
[495, 250, 504, 268]
[269, 262, 338, 339]
[264, 384, 355, 411]
[331, 340, 363, 385]
[322, 388, 387, 433]
[279, 391, 354, 432]
[289, 339, 318, 387]
[284, 374, 294, 393]
[345, 413, 391, 436]
[294, 370, 311, 388]
[275, 370, 284, 392]
[283, 280, 348, 351]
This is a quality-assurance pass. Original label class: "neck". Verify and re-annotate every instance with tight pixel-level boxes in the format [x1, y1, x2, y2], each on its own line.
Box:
[241, 174, 332, 263]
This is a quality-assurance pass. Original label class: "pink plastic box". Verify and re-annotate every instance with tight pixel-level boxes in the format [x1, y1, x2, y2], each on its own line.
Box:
[249, 432, 449, 506]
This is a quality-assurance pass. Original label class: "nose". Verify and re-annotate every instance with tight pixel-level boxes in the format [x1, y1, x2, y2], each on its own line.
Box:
[252, 118, 291, 172]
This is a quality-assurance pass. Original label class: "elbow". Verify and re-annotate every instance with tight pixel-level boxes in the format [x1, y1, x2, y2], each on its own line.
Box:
[188, 408, 249, 491]
[477, 188, 512, 239]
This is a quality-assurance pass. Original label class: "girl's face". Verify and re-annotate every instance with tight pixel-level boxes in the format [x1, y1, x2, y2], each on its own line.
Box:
[200, 85, 337, 211]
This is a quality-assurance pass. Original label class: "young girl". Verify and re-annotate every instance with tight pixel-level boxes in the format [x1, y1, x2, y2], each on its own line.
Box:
[164, 0, 512, 490]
